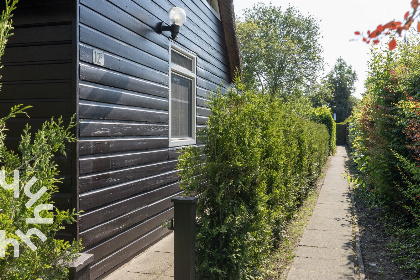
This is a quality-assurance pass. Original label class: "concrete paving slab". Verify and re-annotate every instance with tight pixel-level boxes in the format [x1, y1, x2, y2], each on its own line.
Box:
[295, 244, 353, 260]
[103, 233, 174, 280]
[299, 229, 352, 249]
[287, 268, 355, 280]
[286, 146, 356, 280]
[290, 255, 354, 275]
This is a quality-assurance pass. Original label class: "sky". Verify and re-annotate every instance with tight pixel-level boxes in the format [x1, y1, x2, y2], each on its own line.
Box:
[232, 0, 412, 99]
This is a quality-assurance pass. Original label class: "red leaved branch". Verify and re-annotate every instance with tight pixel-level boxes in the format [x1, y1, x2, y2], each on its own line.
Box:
[355, 1, 419, 50]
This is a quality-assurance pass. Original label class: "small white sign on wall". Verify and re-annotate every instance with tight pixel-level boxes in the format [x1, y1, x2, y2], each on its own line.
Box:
[93, 49, 104, 66]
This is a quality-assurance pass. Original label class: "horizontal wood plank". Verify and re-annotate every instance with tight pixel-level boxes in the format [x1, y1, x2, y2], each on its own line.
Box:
[79, 160, 177, 192]
[79, 63, 168, 98]
[79, 82, 168, 111]
[79, 44, 168, 86]
[80, 193, 178, 246]
[0, 101, 71, 118]
[0, 82, 72, 100]
[79, 149, 169, 174]
[79, 138, 168, 156]
[79, 171, 178, 210]
[8, 25, 72, 45]
[79, 5, 167, 61]
[79, 120, 168, 138]
[79, 182, 179, 232]
[79, 101, 168, 123]
[80, 25, 168, 73]
[85, 209, 173, 263]
[3, 44, 72, 64]
[0, 63, 72, 82]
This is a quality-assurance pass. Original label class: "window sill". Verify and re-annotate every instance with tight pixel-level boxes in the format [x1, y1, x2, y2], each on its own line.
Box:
[169, 138, 196, 147]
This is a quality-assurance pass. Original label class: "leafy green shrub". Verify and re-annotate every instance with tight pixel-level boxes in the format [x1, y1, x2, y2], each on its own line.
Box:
[0, 109, 82, 279]
[178, 84, 329, 279]
[311, 106, 336, 154]
[350, 37, 420, 274]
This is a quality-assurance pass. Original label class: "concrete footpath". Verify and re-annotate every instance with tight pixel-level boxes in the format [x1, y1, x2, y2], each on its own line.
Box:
[103, 233, 174, 280]
[287, 146, 356, 280]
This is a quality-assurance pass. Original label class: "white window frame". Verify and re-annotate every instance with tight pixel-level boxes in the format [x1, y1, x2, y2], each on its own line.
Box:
[169, 44, 197, 147]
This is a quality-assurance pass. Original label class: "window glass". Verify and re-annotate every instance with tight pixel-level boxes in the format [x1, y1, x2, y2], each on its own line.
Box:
[206, 0, 220, 14]
[171, 50, 192, 71]
[171, 73, 192, 138]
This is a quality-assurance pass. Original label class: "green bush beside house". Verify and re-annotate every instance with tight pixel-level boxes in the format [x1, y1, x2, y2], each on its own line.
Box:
[178, 84, 331, 280]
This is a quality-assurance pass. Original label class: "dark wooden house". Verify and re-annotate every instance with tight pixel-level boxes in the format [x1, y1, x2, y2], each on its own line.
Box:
[0, 0, 240, 278]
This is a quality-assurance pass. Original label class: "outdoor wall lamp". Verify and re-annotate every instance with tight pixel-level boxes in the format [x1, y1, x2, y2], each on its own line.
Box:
[157, 7, 187, 40]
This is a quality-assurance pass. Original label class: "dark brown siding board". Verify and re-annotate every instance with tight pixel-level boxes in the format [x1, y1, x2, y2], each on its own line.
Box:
[79, 120, 168, 138]
[80, 193, 177, 246]
[197, 115, 208, 126]
[79, 171, 178, 210]
[117, 0, 229, 78]
[8, 25, 72, 45]
[197, 65, 227, 87]
[80, 26, 168, 73]
[79, 44, 168, 86]
[3, 118, 73, 139]
[146, 0, 225, 52]
[197, 77, 221, 93]
[85, 209, 173, 263]
[0, 82, 72, 100]
[0, 63, 72, 82]
[90, 226, 170, 280]
[79, 182, 179, 232]
[10, 1, 74, 26]
[146, 0, 229, 71]
[0, 101, 71, 118]
[79, 83, 168, 112]
[3, 44, 72, 64]
[79, 160, 178, 192]
[79, 101, 168, 123]
[79, 138, 168, 156]
[79, 5, 167, 61]
[79, 149, 170, 174]
[197, 57, 230, 83]
[79, 63, 168, 98]
[80, 0, 169, 50]
[197, 107, 211, 117]
[197, 97, 209, 108]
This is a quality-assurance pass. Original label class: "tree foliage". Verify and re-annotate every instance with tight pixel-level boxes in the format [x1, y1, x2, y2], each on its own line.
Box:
[327, 57, 358, 123]
[236, 3, 324, 98]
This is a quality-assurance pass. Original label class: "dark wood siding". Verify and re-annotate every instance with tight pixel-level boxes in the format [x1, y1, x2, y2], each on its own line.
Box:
[0, 1, 77, 230]
[1, 0, 232, 277]
[77, 0, 230, 278]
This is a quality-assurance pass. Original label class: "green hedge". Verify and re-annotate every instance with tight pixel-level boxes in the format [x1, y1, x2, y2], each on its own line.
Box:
[311, 107, 336, 154]
[178, 85, 330, 279]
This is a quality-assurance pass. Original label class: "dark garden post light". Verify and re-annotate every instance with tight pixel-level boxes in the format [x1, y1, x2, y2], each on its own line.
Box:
[171, 196, 197, 280]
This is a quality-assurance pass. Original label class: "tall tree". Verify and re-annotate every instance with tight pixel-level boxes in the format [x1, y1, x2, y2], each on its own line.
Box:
[327, 57, 357, 122]
[236, 4, 324, 99]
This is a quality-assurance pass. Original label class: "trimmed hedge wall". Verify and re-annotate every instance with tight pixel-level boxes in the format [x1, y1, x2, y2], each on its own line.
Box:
[178, 86, 330, 279]
[311, 107, 336, 154]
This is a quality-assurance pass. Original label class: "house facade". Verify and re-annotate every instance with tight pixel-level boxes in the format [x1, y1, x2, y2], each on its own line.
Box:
[0, 0, 240, 278]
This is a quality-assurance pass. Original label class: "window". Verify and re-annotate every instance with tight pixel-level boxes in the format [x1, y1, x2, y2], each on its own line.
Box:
[169, 45, 196, 147]
[204, 0, 220, 16]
